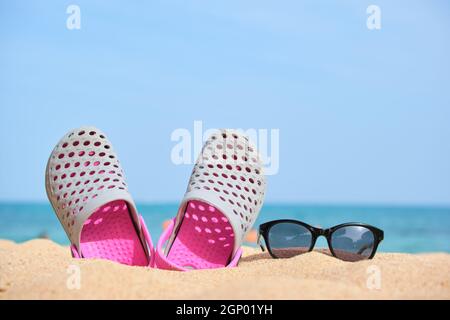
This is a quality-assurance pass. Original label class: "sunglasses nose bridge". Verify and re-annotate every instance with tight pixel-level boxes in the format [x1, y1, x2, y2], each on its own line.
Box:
[312, 227, 327, 237]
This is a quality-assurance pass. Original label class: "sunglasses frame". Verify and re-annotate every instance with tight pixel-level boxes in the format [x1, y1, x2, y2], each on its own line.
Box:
[258, 219, 384, 260]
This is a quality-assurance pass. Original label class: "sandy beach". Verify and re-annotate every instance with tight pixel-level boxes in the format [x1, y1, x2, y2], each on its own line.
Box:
[0, 239, 449, 300]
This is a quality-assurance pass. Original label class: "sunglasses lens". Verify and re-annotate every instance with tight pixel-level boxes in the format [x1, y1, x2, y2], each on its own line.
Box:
[331, 226, 375, 261]
[268, 223, 312, 258]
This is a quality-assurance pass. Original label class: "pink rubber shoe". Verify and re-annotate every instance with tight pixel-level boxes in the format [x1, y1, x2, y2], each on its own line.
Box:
[46, 126, 153, 266]
[155, 129, 267, 271]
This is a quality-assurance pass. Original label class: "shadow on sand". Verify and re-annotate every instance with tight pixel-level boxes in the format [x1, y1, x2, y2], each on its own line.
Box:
[241, 248, 334, 263]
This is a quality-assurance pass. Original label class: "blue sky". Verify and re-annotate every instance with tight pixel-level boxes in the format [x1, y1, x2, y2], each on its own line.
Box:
[0, 1, 449, 205]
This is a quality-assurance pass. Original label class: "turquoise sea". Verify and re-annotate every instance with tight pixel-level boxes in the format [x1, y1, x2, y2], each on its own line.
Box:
[0, 202, 449, 253]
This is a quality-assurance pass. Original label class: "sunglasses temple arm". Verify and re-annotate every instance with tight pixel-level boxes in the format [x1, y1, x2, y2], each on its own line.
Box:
[257, 232, 266, 252]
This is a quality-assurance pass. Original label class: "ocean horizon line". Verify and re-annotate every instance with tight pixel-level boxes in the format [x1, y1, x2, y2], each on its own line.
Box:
[0, 200, 449, 210]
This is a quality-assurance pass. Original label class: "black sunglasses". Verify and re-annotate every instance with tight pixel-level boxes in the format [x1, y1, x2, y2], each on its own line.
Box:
[258, 220, 384, 262]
